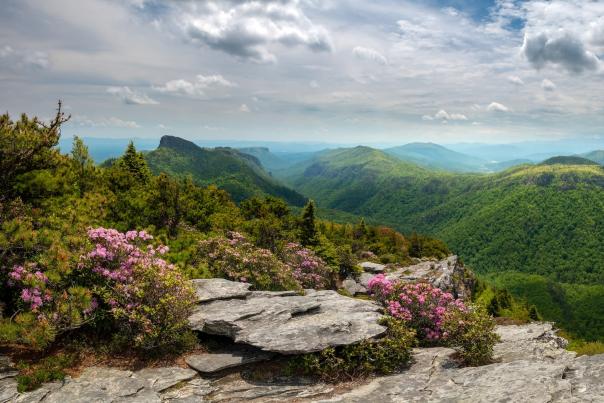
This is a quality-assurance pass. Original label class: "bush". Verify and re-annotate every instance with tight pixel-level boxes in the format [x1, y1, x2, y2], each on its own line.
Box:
[279, 242, 333, 289]
[442, 306, 499, 366]
[367, 274, 498, 365]
[4, 227, 195, 350]
[79, 227, 195, 349]
[198, 232, 301, 291]
[289, 317, 415, 381]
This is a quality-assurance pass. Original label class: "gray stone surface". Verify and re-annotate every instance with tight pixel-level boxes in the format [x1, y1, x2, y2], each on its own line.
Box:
[134, 367, 197, 392]
[387, 255, 474, 299]
[188, 283, 386, 354]
[341, 278, 366, 295]
[210, 373, 333, 402]
[191, 278, 252, 302]
[494, 322, 575, 363]
[358, 262, 386, 273]
[186, 348, 273, 374]
[6, 322, 604, 402]
[318, 323, 603, 403]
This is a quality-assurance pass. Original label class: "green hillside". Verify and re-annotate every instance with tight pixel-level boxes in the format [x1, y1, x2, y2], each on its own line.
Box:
[288, 147, 604, 341]
[540, 156, 599, 166]
[145, 136, 306, 205]
[385, 142, 487, 172]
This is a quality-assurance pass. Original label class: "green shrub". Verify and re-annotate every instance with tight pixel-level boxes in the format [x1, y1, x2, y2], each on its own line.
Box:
[288, 317, 415, 382]
[16, 353, 76, 392]
[442, 306, 500, 366]
[198, 232, 301, 291]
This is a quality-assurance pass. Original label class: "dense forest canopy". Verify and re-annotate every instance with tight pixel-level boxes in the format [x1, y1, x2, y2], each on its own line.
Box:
[283, 146, 604, 341]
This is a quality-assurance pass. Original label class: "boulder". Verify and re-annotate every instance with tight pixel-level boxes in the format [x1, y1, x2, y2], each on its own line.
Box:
[188, 279, 386, 354]
[387, 255, 474, 299]
[191, 278, 251, 303]
[358, 262, 386, 273]
[341, 278, 366, 296]
[186, 347, 273, 374]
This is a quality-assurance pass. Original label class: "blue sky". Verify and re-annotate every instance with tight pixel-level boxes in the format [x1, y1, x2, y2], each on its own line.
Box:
[1, 0, 603, 144]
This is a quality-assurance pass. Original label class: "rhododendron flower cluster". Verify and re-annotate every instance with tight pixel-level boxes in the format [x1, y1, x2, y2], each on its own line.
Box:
[199, 232, 301, 291]
[79, 227, 194, 349]
[280, 243, 332, 289]
[7, 227, 194, 350]
[8, 264, 50, 311]
[367, 275, 467, 342]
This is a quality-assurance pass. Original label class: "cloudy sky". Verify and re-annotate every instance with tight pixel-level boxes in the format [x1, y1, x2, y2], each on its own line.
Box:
[1, 0, 603, 144]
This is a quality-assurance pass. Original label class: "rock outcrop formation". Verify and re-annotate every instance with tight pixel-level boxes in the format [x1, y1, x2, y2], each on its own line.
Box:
[4, 322, 603, 402]
[188, 281, 386, 354]
[346, 255, 475, 299]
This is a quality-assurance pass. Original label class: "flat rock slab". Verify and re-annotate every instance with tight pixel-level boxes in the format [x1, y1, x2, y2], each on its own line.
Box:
[191, 278, 251, 303]
[358, 262, 386, 273]
[188, 280, 386, 354]
[186, 348, 273, 374]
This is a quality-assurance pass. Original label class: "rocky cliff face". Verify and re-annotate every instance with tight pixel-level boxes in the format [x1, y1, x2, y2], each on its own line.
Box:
[3, 321, 602, 402]
[3, 278, 604, 402]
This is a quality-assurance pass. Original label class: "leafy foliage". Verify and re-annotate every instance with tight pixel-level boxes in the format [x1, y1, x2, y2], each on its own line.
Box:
[289, 317, 416, 382]
[367, 276, 499, 365]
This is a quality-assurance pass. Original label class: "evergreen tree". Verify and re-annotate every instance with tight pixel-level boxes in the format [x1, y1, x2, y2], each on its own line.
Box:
[118, 141, 151, 184]
[71, 136, 96, 196]
[300, 199, 318, 246]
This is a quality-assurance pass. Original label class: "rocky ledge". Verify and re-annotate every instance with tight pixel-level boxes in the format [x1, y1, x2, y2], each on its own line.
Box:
[188, 281, 386, 354]
[344, 255, 475, 299]
[3, 322, 603, 402]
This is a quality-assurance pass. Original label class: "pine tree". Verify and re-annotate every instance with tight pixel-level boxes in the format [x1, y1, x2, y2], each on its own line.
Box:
[300, 199, 318, 246]
[118, 141, 151, 184]
[71, 136, 95, 196]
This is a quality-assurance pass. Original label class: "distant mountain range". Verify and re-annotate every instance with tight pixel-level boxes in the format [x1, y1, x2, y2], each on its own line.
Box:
[384, 142, 488, 172]
[144, 136, 307, 205]
[281, 145, 604, 341]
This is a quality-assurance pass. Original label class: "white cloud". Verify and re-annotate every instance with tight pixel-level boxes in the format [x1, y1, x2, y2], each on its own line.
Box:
[507, 76, 524, 86]
[0, 45, 49, 70]
[239, 103, 250, 112]
[487, 102, 509, 112]
[424, 109, 468, 121]
[167, 0, 332, 63]
[107, 86, 158, 105]
[154, 74, 235, 98]
[352, 46, 387, 65]
[71, 115, 140, 128]
[541, 79, 556, 92]
[309, 80, 319, 88]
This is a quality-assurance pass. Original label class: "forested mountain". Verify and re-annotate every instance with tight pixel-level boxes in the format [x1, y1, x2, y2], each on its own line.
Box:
[385, 143, 487, 172]
[286, 146, 604, 341]
[540, 156, 599, 166]
[144, 136, 306, 205]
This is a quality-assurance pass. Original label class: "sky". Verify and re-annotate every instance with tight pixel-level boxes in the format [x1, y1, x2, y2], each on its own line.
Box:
[1, 0, 604, 145]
